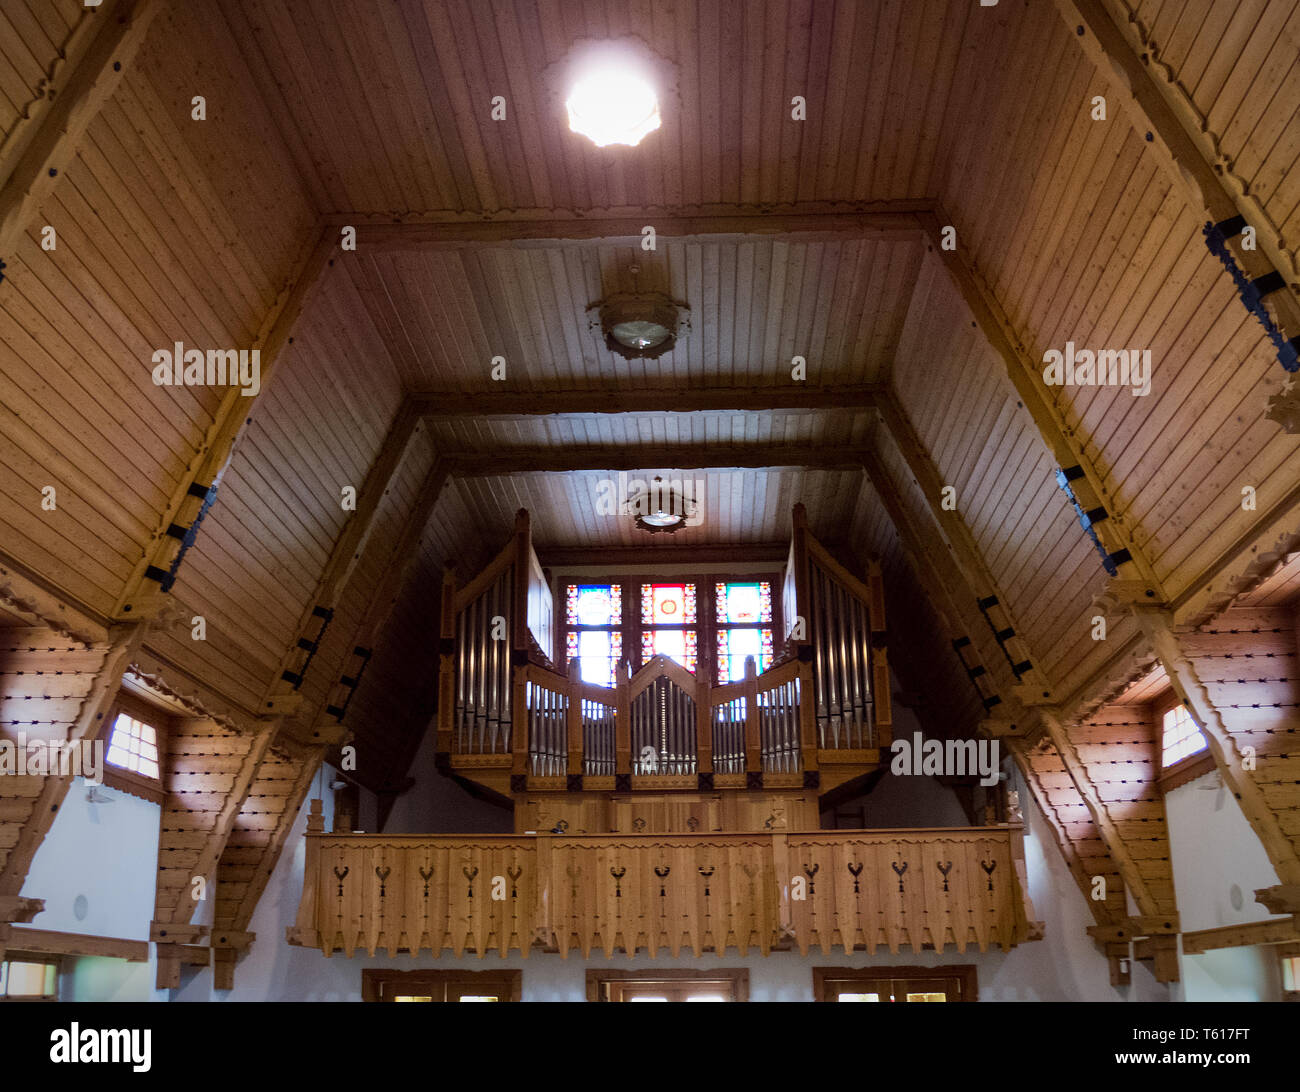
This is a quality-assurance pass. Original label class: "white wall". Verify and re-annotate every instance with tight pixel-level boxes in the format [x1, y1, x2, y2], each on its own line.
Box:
[21, 778, 158, 940]
[1164, 767, 1286, 1001]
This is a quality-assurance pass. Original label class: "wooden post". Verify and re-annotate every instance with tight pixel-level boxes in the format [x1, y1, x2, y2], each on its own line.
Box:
[697, 674, 714, 774]
[511, 669, 528, 779]
[743, 656, 760, 774]
[797, 661, 818, 772]
[868, 560, 892, 745]
[533, 834, 553, 950]
[614, 661, 631, 776]
[437, 569, 456, 756]
[512, 509, 531, 654]
[790, 504, 811, 646]
[566, 659, 583, 777]
[285, 800, 324, 953]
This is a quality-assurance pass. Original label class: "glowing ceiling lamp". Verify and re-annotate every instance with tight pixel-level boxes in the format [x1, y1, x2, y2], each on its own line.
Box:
[566, 67, 661, 148]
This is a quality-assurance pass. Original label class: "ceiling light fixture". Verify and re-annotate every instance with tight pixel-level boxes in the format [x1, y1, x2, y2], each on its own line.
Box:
[630, 477, 697, 534]
[590, 292, 689, 360]
[565, 67, 661, 147]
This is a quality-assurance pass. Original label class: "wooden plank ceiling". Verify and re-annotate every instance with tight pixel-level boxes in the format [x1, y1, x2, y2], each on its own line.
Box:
[0, 0, 1298, 804]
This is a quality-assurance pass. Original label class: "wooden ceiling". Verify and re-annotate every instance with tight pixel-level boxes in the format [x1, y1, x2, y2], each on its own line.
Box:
[2, 0, 1299, 797]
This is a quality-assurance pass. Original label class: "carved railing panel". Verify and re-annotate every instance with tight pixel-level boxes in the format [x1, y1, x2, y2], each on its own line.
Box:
[289, 827, 1038, 959]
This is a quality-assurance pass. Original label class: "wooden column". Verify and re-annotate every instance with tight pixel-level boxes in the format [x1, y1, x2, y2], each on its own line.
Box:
[614, 662, 631, 777]
[566, 660, 583, 777]
[437, 569, 457, 756]
[743, 657, 760, 775]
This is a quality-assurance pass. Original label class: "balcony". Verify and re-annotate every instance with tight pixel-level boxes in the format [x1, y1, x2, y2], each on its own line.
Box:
[287, 808, 1042, 959]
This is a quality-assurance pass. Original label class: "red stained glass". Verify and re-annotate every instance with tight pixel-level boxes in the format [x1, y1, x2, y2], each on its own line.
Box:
[641, 583, 696, 624]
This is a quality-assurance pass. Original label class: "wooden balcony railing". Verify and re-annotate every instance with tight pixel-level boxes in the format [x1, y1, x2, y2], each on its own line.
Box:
[287, 805, 1042, 959]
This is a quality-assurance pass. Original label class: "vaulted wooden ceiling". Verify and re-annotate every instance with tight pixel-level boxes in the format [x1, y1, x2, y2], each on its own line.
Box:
[1, 0, 1299, 858]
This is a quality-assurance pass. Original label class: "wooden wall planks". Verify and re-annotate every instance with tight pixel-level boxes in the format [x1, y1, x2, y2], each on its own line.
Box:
[1069, 702, 1178, 918]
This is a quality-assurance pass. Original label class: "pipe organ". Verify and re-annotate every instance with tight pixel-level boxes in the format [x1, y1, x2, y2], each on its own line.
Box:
[454, 563, 514, 757]
[437, 504, 893, 807]
[289, 505, 1041, 966]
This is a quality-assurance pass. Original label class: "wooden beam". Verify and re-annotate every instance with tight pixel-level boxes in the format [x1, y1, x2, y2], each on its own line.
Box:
[1007, 738, 1122, 929]
[212, 741, 325, 989]
[445, 445, 869, 475]
[0, 0, 165, 257]
[329, 203, 928, 249]
[0, 550, 107, 644]
[1132, 606, 1300, 887]
[860, 449, 1127, 928]
[921, 208, 1165, 594]
[875, 391, 1055, 700]
[259, 404, 423, 718]
[1, 926, 148, 963]
[1181, 917, 1300, 955]
[1255, 885, 1300, 915]
[155, 719, 277, 927]
[1039, 706, 1170, 922]
[312, 459, 451, 743]
[859, 446, 1013, 709]
[113, 225, 334, 620]
[1171, 490, 1300, 628]
[1052, 0, 1300, 323]
[0, 622, 145, 898]
[411, 385, 881, 418]
[538, 542, 792, 568]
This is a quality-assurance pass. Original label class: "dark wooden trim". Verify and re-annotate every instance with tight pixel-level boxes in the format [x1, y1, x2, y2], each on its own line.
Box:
[540, 543, 791, 568]
[361, 968, 521, 1002]
[412, 385, 880, 418]
[1157, 750, 1217, 793]
[96, 689, 170, 804]
[813, 965, 978, 1002]
[444, 445, 868, 475]
[1150, 688, 1214, 790]
[586, 967, 750, 1003]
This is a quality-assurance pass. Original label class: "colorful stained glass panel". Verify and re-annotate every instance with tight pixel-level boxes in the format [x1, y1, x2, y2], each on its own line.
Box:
[716, 627, 773, 683]
[716, 581, 772, 623]
[573, 629, 622, 686]
[641, 583, 696, 624]
[641, 628, 697, 673]
[568, 584, 620, 627]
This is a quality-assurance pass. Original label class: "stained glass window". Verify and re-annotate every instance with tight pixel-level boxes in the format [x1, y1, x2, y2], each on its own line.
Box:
[641, 583, 696, 625]
[715, 582, 772, 624]
[641, 628, 697, 673]
[564, 584, 623, 685]
[568, 584, 621, 627]
[714, 581, 775, 683]
[716, 627, 774, 683]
